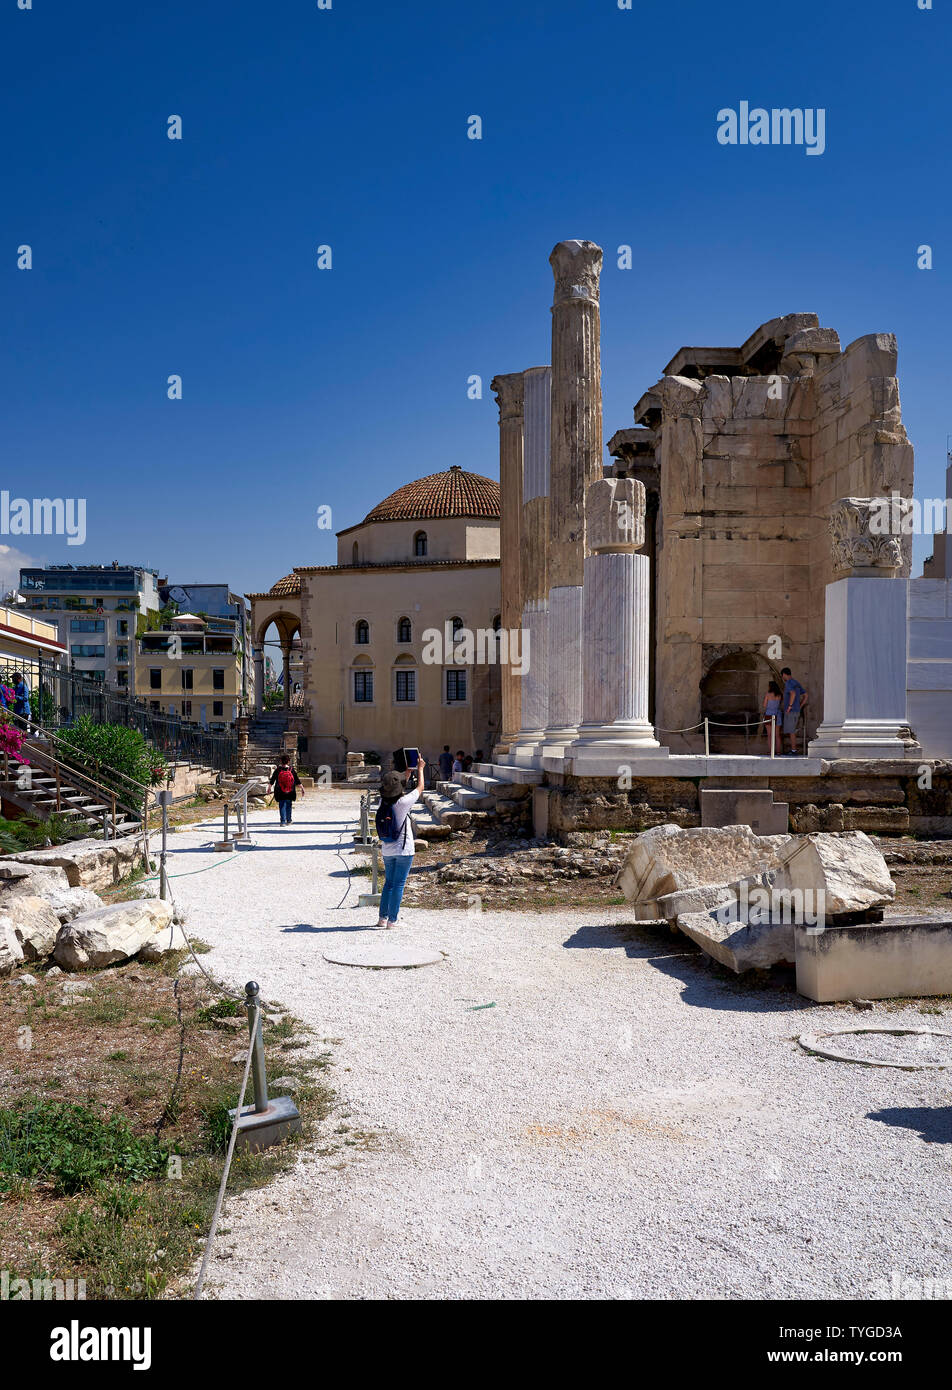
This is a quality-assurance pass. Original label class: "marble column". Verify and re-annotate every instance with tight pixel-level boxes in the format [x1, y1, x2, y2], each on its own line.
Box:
[544, 240, 603, 752]
[509, 365, 551, 763]
[490, 372, 525, 755]
[570, 478, 666, 774]
[809, 497, 920, 759]
[253, 646, 264, 718]
[281, 642, 291, 711]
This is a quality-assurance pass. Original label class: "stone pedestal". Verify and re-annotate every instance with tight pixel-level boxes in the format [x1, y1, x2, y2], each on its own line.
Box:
[809, 577, 915, 758]
[570, 477, 667, 773]
[809, 498, 920, 759]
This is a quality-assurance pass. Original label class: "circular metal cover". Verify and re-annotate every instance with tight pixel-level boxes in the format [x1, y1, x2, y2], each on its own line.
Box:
[322, 942, 443, 969]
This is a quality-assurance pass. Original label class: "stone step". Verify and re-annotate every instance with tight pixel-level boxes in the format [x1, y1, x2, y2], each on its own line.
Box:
[476, 762, 544, 785]
[436, 780, 495, 812]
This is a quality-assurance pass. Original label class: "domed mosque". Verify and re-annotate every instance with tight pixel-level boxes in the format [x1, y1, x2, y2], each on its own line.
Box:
[248, 466, 502, 771]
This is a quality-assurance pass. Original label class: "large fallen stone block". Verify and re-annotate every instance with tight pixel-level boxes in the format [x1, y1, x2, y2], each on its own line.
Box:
[139, 922, 189, 961]
[2, 896, 61, 962]
[676, 908, 796, 973]
[617, 822, 792, 916]
[54, 899, 174, 971]
[774, 831, 894, 916]
[0, 918, 25, 975]
[0, 866, 101, 924]
[4, 838, 141, 891]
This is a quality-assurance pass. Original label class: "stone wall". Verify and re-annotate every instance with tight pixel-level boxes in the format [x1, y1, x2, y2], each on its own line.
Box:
[536, 762, 952, 838]
[630, 317, 915, 750]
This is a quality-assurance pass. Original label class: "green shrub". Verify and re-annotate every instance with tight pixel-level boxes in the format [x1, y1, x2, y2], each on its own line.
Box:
[0, 813, 92, 852]
[29, 688, 57, 726]
[0, 1099, 169, 1196]
[56, 717, 167, 791]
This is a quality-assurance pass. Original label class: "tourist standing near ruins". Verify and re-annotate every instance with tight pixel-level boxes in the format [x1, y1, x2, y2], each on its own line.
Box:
[439, 745, 454, 780]
[780, 667, 808, 755]
[763, 681, 783, 755]
[375, 759, 425, 929]
[269, 754, 303, 826]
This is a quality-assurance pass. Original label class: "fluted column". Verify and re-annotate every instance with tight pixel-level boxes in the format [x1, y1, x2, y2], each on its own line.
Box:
[545, 240, 603, 747]
[509, 366, 551, 762]
[491, 372, 525, 754]
[570, 478, 664, 771]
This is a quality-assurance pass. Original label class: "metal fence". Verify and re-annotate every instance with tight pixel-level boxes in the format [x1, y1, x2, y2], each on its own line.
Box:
[7, 661, 239, 775]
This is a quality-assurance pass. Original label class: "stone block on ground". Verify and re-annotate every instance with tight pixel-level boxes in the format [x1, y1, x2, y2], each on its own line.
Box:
[54, 898, 175, 971]
[4, 838, 141, 891]
[617, 822, 792, 916]
[774, 831, 894, 915]
[139, 921, 189, 961]
[0, 918, 25, 975]
[676, 907, 796, 973]
[1, 896, 61, 962]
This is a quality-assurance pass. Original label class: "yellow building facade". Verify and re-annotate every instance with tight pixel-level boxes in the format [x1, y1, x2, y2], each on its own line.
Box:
[134, 616, 243, 728]
[248, 467, 503, 768]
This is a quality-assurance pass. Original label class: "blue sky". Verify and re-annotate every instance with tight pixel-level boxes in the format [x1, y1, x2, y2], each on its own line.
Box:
[2, 0, 948, 594]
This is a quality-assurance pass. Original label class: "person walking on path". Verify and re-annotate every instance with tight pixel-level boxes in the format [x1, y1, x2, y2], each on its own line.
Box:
[374, 757, 425, 930]
[269, 754, 302, 826]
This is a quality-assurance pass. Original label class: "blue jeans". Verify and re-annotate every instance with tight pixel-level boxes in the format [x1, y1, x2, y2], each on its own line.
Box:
[379, 854, 413, 923]
[278, 798, 293, 824]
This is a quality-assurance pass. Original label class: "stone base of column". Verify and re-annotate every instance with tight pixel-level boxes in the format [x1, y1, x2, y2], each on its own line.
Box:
[569, 722, 670, 777]
[808, 720, 921, 761]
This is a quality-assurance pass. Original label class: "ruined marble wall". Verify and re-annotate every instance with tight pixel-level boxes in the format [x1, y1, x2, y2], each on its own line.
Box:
[649, 318, 915, 749]
[655, 366, 816, 745]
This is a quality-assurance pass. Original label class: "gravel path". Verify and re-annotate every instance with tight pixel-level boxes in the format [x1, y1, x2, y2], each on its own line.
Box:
[166, 791, 952, 1301]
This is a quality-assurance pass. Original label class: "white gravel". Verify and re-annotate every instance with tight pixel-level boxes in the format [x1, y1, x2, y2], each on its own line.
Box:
[165, 791, 952, 1300]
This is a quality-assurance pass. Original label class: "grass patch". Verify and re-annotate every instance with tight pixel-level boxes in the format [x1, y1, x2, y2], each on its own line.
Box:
[0, 956, 337, 1299]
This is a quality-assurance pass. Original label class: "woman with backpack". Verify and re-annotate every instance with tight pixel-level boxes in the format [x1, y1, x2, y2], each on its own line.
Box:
[269, 754, 302, 826]
[374, 757, 425, 929]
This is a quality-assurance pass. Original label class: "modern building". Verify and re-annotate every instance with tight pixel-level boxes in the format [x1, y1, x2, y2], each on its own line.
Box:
[247, 465, 502, 766]
[17, 563, 161, 691]
[0, 602, 67, 700]
[135, 611, 244, 728]
[158, 583, 253, 709]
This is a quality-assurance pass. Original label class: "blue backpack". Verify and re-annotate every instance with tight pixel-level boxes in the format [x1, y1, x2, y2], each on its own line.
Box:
[375, 797, 407, 848]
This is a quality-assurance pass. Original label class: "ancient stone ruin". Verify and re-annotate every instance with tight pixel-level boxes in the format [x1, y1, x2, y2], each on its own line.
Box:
[486, 240, 949, 839]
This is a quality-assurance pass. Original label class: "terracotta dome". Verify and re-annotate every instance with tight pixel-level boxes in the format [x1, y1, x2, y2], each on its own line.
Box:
[269, 572, 301, 597]
[361, 465, 500, 525]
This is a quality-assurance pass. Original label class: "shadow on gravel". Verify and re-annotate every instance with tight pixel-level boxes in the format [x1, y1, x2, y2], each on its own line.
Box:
[866, 1106, 952, 1145]
[563, 921, 813, 1014]
[279, 923, 375, 934]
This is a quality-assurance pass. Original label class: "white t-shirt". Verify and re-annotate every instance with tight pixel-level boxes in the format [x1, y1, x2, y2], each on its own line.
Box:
[380, 788, 419, 858]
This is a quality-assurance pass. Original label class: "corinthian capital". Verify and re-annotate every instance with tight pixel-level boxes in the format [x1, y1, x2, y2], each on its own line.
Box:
[549, 240, 602, 306]
[829, 496, 908, 577]
[491, 372, 525, 422]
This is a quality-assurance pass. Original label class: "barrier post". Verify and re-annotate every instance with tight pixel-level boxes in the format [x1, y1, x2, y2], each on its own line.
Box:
[157, 789, 172, 900]
[770, 716, 776, 759]
[703, 717, 710, 756]
[244, 981, 269, 1114]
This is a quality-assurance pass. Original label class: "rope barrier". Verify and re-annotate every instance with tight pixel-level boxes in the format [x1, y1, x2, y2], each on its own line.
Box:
[193, 1024, 256, 1300]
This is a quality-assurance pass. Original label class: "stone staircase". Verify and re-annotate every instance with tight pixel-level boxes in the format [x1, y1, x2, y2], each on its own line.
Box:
[1, 742, 144, 839]
[417, 762, 541, 829]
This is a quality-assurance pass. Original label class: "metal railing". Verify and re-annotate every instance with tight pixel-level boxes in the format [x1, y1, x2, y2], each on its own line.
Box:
[19, 661, 239, 774]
